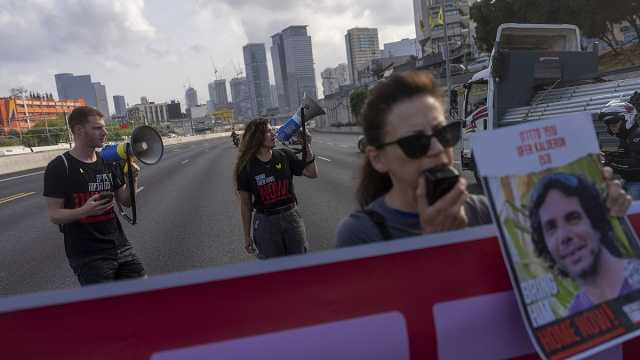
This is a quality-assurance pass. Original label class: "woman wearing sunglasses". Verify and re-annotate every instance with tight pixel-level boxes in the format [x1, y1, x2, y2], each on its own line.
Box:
[336, 71, 631, 247]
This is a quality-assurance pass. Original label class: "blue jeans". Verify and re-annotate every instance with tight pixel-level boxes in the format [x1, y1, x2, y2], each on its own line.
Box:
[625, 181, 640, 201]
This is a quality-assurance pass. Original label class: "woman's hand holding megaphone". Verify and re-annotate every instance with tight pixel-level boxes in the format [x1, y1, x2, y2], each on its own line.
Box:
[293, 129, 312, 145]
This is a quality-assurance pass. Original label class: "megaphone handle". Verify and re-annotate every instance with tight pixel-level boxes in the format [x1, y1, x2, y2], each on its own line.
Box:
[301, 106, 307, 161]
[126, 155, 137, 225]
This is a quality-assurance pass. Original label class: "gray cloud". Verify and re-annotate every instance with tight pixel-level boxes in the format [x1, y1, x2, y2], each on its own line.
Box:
[0, 0, 155, 63]
[189, 44, 206, 54]
[199, 0, 411, 39]
[1, 0, 415, 102]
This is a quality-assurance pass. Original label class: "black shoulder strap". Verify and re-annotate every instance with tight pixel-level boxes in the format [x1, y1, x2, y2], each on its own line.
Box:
[58, 152, 69, 176]
[363, 209, 392, 241]
[57, 152, 70, 233]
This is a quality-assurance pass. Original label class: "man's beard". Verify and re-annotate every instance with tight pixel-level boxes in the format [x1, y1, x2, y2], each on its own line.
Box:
[87, 141, 102, 149]
[571, 245, 602, 281]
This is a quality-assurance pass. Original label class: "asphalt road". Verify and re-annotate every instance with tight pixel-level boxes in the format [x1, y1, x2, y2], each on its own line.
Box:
[0, 132, 482, 296]
[0, 133, 368, 296]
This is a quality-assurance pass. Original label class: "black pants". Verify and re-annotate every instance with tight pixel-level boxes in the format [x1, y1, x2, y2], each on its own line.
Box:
[73, 246, 146, 286]
[253, 208, 307, 259]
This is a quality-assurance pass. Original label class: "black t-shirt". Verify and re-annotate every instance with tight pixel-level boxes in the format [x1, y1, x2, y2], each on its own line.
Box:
[237, 149, 305, 211]
[43, 151, 128, 267]
[611, 125, 640, 181]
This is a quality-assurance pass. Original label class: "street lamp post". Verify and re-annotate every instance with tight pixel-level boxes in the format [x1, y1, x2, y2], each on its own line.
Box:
[442, 5, 452, 99]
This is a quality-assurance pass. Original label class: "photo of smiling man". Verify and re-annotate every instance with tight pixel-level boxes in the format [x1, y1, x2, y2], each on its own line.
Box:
[471, 113, 640, 359]
[529, 172, 640, 315]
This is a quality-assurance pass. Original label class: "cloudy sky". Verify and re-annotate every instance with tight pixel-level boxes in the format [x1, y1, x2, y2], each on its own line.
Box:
[0, 0, 416, 112]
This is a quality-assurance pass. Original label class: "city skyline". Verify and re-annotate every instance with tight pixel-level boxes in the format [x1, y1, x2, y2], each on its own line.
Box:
[1, 0, 415, 104]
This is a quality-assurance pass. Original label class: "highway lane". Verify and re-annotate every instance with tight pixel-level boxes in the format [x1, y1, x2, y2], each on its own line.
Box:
[0, 133, 364, 296]
[0, 132, 481, 296]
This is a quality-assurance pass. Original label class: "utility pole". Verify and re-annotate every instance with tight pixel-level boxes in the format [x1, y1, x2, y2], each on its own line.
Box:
[63, 111, 73, 148]
[442, 4, 451, 99]
[18, 88, 31, 129]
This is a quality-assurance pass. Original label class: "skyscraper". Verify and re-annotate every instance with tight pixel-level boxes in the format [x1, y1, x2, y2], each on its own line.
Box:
[185, 87, 198, 109]
[413, 0, 472, 56]
[345, 28, 382, 84]
[214, 79, 229, 107]
[383, 38, 420, 57]
[243, 43, 272, 117]
[208, 81, 216, 103]
[167, 100, 182, 120]
[230, 77, 252, 122]
[271, 25, 317, 114]
[113, 95, 127, 116]
[93, 82, 109, 119]
[270, 84, 278, 108]
[54, 73, 98, 107]
[321, 63, 350, 97]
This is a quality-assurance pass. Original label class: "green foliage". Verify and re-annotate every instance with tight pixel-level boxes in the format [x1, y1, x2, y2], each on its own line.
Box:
[349, 87, 369, 122]
[21, 115, 70, 147]
[106, 126, 133, 142]
[0, 135, 20, 147]
[470, 0, 640, 53]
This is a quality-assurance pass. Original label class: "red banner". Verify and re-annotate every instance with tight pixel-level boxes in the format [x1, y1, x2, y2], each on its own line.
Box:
[3, 213, 640, 358]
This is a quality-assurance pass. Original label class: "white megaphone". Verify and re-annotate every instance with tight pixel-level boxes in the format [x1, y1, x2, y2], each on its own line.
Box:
[276, 96, 325, 142]
[101, 125, 164, 165]
[100, 125, 164, 225]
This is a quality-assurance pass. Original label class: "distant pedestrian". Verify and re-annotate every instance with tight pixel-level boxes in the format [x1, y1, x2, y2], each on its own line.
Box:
[234, 118, 318, 258]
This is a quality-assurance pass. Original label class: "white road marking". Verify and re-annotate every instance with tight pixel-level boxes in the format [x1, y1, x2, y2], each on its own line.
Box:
[318, 156, 332, 162]
[0, 171, 45, 183]
[181, 159, 190, 164]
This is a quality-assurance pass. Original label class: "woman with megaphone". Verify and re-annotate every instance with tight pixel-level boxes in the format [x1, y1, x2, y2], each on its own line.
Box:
[234, 118, 318, 259]
[336, 71, 632, 246]
[44, 106, 146, 285]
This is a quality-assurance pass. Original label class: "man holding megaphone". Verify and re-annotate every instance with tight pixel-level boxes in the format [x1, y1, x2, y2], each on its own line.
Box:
[44, 106, 146, 286]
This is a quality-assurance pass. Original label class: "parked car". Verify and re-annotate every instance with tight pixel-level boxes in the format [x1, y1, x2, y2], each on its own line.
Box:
[467, 57, 490, 72]
[357, 135, 367, 153]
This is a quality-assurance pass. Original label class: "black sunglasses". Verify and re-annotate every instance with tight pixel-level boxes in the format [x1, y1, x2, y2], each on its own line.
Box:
[376, 121, 462, 159]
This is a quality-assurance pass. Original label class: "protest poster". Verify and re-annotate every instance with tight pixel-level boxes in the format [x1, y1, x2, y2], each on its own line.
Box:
[472, 112, 640, 359]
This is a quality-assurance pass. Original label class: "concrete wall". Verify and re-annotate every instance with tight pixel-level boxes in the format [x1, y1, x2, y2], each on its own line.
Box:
[312, 126, 362, 135]
[0, 149, 68, 175]
[0, 132, 237, 176]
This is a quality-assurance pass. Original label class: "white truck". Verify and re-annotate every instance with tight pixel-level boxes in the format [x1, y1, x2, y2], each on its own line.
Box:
[455, 23, 640, 179]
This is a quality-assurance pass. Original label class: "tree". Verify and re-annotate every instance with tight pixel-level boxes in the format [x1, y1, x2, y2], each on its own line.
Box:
[470, 0, 518, 52]
[22, 115, 69, 147]
[349, 87, 369, 124]
[470, 0, 634, 53]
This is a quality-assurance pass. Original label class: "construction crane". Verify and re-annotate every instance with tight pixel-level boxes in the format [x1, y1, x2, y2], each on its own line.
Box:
[210, 57, 219, 80]
[233, 61, 244, 79]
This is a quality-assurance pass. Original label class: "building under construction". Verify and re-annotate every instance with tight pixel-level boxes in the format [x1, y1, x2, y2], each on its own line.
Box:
[0, 96, 85, 134]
